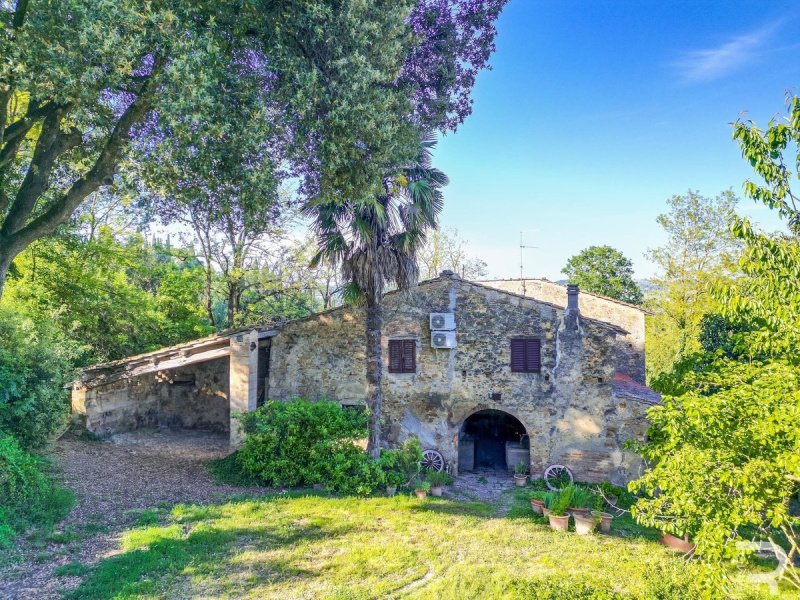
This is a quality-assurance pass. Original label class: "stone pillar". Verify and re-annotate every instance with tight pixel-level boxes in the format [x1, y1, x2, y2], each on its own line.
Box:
[229, 329, 259, 447]
[71, 382, 88, 429]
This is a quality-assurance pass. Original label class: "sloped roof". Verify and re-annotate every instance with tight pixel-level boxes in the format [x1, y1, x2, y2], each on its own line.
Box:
[479, 278, 653, 315]
[613, 372, 661, 405]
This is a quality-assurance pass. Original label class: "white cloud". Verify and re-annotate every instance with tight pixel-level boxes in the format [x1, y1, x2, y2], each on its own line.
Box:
[673, 20, 783, 83]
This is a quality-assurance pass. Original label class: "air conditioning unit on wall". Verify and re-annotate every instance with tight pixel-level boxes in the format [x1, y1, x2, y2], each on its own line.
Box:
[431, 331, 457, 349]
[430, 312, 456, 331]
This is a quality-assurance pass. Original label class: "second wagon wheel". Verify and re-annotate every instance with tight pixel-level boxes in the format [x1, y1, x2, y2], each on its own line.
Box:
[544, 464, 574, 491]
[420, 449, 444, 472]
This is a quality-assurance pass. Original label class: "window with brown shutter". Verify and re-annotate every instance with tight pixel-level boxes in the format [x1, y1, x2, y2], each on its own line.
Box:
[510, 338, 541, 373]
[388, 339, 416, 373]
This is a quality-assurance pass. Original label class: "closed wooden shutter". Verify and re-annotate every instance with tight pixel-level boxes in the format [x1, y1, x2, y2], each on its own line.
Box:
[402, 340, 416, 372]
[389, 339, 415, 373]
[510, 339, 526, 372]
[388, 340, 403, 373]
[525, 339, 541, 373]
[511, 338, 541, 373]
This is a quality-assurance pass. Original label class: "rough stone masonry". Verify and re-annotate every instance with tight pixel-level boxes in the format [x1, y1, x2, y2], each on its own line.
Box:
[73, 273, 658, 485]
[268, 272, 657, 484]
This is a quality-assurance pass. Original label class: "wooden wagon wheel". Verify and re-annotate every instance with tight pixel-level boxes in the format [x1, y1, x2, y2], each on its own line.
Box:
[544, 464, 573, 491]
[420, 449, 444, 472]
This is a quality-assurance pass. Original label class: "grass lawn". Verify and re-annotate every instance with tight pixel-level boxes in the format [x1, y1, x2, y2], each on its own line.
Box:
[61, 488, 799, 600]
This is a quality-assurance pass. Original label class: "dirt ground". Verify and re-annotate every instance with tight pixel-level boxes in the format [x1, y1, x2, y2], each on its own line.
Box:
[0, 429, 272, 600]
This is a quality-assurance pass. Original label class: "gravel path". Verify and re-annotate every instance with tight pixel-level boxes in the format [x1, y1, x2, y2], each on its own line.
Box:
[0, 429, 272, 600]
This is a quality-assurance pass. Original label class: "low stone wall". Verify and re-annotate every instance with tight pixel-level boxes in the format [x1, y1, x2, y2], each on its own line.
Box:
[77, 357, 231, 436]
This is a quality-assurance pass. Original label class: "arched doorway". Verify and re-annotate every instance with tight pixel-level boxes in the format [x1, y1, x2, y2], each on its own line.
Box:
[458, 410, 529, 472]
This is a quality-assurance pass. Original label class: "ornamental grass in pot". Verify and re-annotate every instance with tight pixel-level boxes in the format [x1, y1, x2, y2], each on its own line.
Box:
[567, 485, 593, 518]
[513, 461, 528, 487]
[415, 480, 431, 500]
[529, 491, 548, 514]
[546, 487, 572, 531]
[426, 470, 454, 497]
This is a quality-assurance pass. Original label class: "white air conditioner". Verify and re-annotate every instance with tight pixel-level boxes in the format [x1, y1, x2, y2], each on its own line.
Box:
[429, 312, 456, 331]
[431, 331, 457, 349]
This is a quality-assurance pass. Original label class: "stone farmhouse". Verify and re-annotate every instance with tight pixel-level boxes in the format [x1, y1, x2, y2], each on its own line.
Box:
[72, 272, 659, 484]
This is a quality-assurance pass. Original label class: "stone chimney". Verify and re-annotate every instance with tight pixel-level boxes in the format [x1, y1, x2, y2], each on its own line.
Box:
[566, 284, 579, 314]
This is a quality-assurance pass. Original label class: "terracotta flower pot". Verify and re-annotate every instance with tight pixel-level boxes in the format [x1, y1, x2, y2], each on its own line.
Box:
[591, 511, 613, 533]
[530, 499, 544, 515]
[548, 513, 570, 532]
[660, 532, 695, 554]
[542, 506, 552, 517]
[430, 485, 443, 497]
[570, 507, 591, 518]
[386, 485, 397, 497]
[514, 474, 527, 487]
[573, 513, 598, 535]
[415, 489, 428, 500]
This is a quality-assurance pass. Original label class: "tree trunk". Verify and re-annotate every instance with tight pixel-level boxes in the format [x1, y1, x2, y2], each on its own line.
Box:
[0, 251, 11, 299]
[365, 297, 384, 459]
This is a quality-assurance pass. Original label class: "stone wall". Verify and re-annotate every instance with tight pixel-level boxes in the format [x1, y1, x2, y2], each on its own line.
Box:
[78, 357, 230, 436]
[481, 279, 647, 384]
[268, 276, 649, 484]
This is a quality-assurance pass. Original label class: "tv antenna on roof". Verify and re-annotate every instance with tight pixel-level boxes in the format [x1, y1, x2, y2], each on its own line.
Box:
[520, 231, 539, 280]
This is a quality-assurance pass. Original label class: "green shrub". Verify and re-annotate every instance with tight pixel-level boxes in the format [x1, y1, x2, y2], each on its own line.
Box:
[236, 399, 383, 495]
[570, 486, 594, 509]
[425, 470, 454, 487]
[550, 485, 574, 516]
[507, 577, 622, 599]
[0, 434, 73, 547]
[379, 438, 423, 487]
[0, 308, 76, 448]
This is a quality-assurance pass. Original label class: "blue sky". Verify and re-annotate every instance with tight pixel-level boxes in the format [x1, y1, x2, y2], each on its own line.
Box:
[434, 0, 800, 280]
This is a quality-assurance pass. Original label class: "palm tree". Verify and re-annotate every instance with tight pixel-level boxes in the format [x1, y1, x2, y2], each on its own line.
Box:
[305, 134, 448, 458]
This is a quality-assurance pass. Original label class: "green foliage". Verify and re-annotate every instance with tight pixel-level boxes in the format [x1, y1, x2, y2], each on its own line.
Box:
[379, 438, 423, 487]
[415, 480, 431, 492]
[0, 434, 73, 548]
[570, 486, 594, 510]
[645, 190, 741, 382]
[236, 400, 384, 496]
[5, 230, 211, 364]
[514, 461, 527, 475]
[550, 485, 574, 516]
[0, 306, 75, 447]
[697, 313, 757, 359]
[631, 358, 800, 592]
[733, 92, 800, 234]
[506, 578, 624, 599]
[562, 245, 643, 304]
[425, 470, 453, 487]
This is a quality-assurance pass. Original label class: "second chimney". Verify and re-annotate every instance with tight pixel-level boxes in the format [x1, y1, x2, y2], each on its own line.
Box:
[566, 284, 579, 313]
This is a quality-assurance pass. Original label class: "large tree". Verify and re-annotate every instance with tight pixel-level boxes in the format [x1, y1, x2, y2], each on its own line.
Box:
[304, 0, 507, 457]
[307, 135, 448, 457]
[418, 227, 488, 280]
[561, 245, 643, 304]
[629, 94, 800, 595]
[0, 0, 442, 298]
[645, 190, 741, 381]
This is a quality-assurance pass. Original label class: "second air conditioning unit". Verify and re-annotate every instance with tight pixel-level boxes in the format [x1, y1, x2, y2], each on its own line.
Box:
[430, 312, 456, 330]
[431, 331, 457, 349]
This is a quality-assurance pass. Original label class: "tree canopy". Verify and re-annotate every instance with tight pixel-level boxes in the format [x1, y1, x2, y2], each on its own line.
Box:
[561, 245, 642, 304]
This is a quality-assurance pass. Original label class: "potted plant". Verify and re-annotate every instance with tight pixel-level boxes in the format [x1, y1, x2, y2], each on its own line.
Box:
[513, 461, 528, 487]
[529, 491, 548, 514]
[591, 510, 614, 533]
[547, 487, 572, 531]
[660, 532, 695, 554]
[415, 480, 431, 500]
[380, 439, 423, 497]
[426, 470, 454, 497]
[568, 485, 594, 518]
[573, 511, 599, 535]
